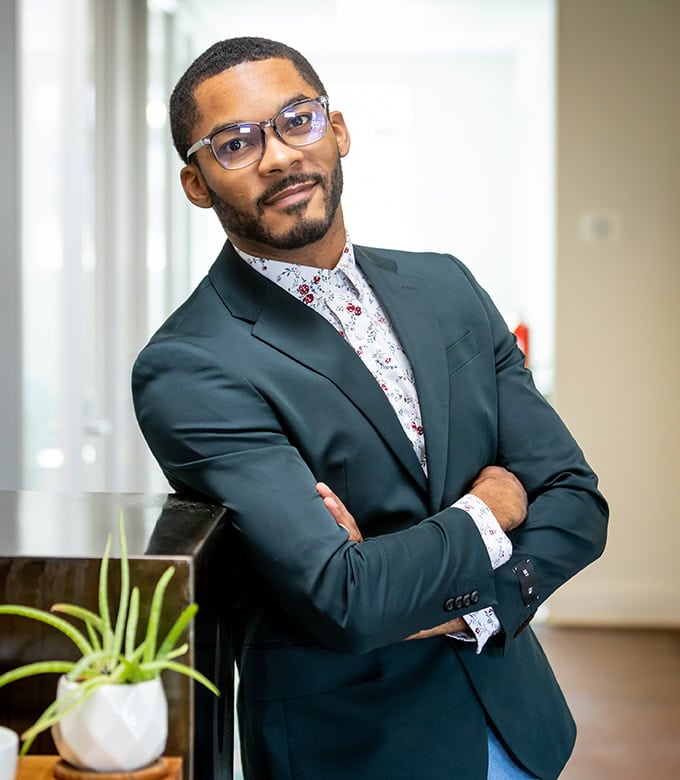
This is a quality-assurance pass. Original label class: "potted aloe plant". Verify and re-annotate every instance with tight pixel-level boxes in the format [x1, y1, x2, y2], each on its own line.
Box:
[0, 515, 219, 772]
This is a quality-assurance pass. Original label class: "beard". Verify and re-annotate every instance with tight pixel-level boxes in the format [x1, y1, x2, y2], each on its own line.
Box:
[206, 154, 344, 251]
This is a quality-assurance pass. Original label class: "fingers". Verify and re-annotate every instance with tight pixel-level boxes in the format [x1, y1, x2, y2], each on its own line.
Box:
[405, 617, 469, 640]
[470, 465, 514, 489]
[316, 482, 363, 542]
[469, 465, 528, 533]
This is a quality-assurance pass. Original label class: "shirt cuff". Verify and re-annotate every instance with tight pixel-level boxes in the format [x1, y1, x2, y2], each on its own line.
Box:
[448, 493, 510, 652]
[452, 493, 512, 569]
[447, 607, 502, 653]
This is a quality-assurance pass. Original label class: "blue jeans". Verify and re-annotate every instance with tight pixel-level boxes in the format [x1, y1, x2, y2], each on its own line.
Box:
[487, 727, 537, 779]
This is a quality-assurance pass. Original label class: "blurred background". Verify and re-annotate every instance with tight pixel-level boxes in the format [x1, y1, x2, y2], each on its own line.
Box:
[0, 0, 678, 776]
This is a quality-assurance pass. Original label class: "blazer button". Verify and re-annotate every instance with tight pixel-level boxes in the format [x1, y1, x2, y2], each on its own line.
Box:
[454, 595, 464, 610]
[463, 593, 471, 608]
[471, 590, 480, 605]
[444, 598, 456, 612]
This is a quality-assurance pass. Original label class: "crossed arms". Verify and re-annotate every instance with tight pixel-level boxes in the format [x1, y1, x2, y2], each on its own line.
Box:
[317, 465, 528, 641]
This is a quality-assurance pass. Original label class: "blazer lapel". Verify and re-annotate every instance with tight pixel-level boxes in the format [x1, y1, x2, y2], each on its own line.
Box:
[208, 242, 428, 494]
[355, 247, 451, 513]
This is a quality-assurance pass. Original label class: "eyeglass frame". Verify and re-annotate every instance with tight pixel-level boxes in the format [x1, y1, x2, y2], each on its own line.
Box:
[186, 94, 330, 170]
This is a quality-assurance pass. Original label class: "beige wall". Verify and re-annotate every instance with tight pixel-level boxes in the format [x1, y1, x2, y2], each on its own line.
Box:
[549, 0, 680, 625]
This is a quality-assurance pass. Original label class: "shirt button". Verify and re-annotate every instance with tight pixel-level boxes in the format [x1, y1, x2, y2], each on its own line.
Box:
[354, 329, 366, 340]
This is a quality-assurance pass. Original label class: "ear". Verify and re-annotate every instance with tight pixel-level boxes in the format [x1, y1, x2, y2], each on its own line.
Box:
[329, 110, 351, 158]
[180, 163, 213, 208]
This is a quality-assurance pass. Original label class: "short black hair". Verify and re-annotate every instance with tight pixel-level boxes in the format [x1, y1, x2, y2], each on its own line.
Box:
[169, 37, 327, 163]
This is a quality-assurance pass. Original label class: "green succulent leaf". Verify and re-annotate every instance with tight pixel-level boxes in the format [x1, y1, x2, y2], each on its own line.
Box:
[85, 620, 103, 653]
[0, 661, 75, 688]
[112, 512, 130, 657]
[125, 586, 140, 657]
[143, 565, 175, 664]
[98, 533, 115, 651]
[164, 643, 189, 661]
[51, 604, 104, 635]
[66, 650, 119, 682]
[0, 605, 92, 657]
[140, 659, 220, 697]
[156, 603, 198, 660]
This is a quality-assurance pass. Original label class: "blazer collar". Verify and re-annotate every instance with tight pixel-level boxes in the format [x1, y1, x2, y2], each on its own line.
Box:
[208, 241, 451, 505]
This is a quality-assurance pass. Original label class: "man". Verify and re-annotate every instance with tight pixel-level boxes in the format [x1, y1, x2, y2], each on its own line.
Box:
[132, 37, 608, 779]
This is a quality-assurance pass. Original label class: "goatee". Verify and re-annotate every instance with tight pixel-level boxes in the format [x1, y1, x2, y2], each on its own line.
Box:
[206, 155, 344, 252]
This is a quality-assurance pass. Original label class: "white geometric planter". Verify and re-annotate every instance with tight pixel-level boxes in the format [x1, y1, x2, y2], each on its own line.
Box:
[51, 675, 168, 772]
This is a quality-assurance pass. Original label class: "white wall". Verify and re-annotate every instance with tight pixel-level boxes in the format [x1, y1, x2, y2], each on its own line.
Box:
[549, 0, 680, 626]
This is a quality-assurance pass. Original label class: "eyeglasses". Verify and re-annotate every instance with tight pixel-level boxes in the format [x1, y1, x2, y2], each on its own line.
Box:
[186, 95, 330, 170]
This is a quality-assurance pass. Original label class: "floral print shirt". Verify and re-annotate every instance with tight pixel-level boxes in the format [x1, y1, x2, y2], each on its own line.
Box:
[240, 239, 428, 472]
[236, 237, 509, 651]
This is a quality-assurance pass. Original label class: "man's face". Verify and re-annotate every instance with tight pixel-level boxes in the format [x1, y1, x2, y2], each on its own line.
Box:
[181, 58, 350, 255]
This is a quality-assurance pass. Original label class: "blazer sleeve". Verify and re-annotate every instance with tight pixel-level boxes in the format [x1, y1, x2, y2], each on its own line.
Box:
[454, 259, 609, 651]
[132, 337, 497, 654]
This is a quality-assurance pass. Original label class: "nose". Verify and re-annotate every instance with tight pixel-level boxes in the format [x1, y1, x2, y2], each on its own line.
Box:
[257, 126, 304, 174]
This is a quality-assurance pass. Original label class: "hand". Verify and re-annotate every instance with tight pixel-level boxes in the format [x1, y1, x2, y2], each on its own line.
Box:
[469, 465, 528, 532]
[406, 617, 469, 640]
[316, 482, 363, 542]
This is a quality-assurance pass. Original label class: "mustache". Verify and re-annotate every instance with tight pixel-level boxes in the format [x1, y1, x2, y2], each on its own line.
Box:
[257, 173, 324, 211]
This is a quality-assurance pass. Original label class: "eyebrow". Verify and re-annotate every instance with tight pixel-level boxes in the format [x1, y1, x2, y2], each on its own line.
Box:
[202, 92, 314, 139]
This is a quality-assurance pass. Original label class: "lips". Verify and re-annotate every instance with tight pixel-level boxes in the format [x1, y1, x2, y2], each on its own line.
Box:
[263, 181, 317, 208]
[258, 174, 323, 212]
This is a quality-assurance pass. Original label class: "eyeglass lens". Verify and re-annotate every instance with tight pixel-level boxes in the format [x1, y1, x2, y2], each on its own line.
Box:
[211, 99, 328, 169]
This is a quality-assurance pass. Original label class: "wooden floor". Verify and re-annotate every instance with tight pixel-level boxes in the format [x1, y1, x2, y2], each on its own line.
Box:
[535, 626, 680, 779]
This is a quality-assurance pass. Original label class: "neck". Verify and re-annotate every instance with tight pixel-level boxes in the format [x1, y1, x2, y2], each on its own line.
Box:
[227, 209, 347, 270]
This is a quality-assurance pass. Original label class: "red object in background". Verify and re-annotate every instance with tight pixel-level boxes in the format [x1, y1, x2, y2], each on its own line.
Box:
[513, 321, 530, 367]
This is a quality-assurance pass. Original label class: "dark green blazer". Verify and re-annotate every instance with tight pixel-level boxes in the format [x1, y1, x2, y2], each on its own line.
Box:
[132, 241, 608, 779]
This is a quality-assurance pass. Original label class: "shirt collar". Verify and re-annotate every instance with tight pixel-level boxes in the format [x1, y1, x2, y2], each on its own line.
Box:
[232, 234, 363, 297]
